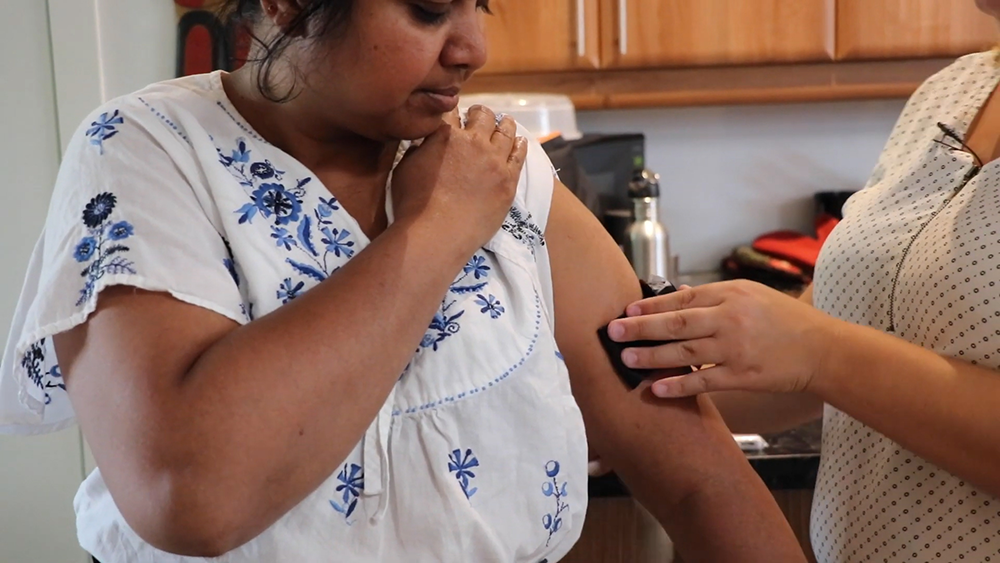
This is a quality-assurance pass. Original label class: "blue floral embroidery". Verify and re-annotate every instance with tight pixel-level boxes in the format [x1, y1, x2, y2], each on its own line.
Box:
[86, 110, 124, 155]
[218, 138, 357, 298]
[271, 226, 296, 250]
[502, 206, 545, 252]
[321, 227, 355, 258]
[329, 463, 364, 524]
[108, 221, 134, 240]
[82, 193, 116, 228]
[448, 449, 480, 500]
[20, 339, 64, 405]
[228, 138, 252, 165]
[463, 255, 491, 279]
[421, 307, 464, 351]
[73, 237, 97, 262]
[541, 460, 569, 546]
[251, 183, 302, 225]
[452, 255, 490, 295]
[277, 278, 305, 303]
[418, 253, 495, 352]
[74, 193, 136, 306]
[475, 294, 505, 319]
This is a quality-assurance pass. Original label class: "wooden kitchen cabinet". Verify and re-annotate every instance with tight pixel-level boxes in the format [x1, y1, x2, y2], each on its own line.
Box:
[599, 0, 834, 69]
[836, 0, 998, 60]
[478, 0, 601, 74]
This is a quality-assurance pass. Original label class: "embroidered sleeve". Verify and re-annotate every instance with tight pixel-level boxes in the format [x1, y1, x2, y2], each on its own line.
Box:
[0, 100, 244, 429]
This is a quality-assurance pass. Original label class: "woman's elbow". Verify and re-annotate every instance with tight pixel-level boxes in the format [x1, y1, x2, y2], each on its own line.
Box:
[118, 470, 255, 558]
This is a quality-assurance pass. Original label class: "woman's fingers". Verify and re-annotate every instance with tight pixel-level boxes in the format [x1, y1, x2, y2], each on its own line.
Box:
[650, 365, 744, 398]
[609, 306, 717, 343]
[465, 104, 497, 138]
[442, 108, 462, 129]
[620, 337, 723, 371]
[491, 114, 517, 151]
[625, 283, 726, 317]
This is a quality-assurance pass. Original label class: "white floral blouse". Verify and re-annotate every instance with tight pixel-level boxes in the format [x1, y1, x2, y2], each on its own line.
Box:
[0, 72, 589, 563]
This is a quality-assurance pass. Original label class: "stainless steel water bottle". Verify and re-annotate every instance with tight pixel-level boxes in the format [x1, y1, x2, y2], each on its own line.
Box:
[624, 168, 672, 282]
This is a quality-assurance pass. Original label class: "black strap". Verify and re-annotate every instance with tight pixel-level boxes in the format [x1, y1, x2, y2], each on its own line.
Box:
[596, 281, 692, 389]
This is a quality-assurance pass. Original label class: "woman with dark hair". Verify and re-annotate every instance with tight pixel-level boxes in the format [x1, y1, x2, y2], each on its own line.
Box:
[0, 1, 804, 561]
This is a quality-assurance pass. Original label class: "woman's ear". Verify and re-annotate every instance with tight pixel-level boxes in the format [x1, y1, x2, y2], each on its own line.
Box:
[258, 0, 306, 33]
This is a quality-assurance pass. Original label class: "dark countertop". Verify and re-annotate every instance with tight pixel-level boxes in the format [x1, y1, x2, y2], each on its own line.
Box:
[589, 420, 822, 497]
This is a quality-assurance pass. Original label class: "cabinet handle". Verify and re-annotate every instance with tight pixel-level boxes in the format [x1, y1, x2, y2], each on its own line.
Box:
[576, 0, 586, 57]
[618, 0, 628, 55]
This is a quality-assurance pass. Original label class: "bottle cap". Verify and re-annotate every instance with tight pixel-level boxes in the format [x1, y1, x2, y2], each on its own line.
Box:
[628, 168, 660, 198]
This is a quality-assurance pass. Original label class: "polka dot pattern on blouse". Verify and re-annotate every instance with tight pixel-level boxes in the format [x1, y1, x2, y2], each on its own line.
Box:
[811, 51, 1000, 563]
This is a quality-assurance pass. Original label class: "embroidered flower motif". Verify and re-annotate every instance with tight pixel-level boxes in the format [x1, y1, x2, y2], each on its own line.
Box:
[448, 448, 480, 500]
[321, 227, 356, 258]
[107, 221, 134, 241]
[252, 183, 302, 225]
[277, 278, 305, 303]
[418, 254, 498, 352]
[463, 255, 491, 280]
[230, 139, 251, 164]
[86, 110, 124, 155]
[317, 196, 340, 218]
[74, 193, 137, 306]
[541, 460, 569, 546]
[20, 339, 65, 405]
[219, 139, 355, 302]
[475, 294, 505, 319]
[329, 463, 364, 524]
[502, 206, 546, 251]
[250, 160, 280, 179]
[82, 193, 117, 228]
[450, 253, 490, 296]
[421, 309, 465, 351]
[73, 237, 98, 262]
[271, 226, 296, 250]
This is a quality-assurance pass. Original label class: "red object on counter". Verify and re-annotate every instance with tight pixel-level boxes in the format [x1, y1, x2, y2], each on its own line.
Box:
[752, 213, 839, 269]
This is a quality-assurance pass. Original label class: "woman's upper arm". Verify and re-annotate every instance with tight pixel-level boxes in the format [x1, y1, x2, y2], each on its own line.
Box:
[800, 284, 814, 306]
[545, 181, 747, 502]
[54, 287, 240, 550]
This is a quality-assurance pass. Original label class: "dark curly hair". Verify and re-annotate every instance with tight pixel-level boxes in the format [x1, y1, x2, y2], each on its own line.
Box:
[217, 0, 355, 101]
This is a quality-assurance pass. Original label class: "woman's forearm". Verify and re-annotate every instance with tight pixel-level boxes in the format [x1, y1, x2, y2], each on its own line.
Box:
[707, 284, 822, 434]
[603, 390, 807, 563]
[709, 390, 824, 434]
[813, 321, 1000, 496]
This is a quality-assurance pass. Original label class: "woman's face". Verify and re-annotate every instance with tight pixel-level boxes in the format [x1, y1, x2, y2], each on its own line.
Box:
[976, 0, 1000, 20]
[276, 0, 489, 141]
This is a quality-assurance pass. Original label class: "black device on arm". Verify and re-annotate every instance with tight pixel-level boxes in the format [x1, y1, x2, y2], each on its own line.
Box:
[597, 280, 693, 389]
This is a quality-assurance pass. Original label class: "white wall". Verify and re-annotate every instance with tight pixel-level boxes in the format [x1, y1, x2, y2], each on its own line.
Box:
[47, 0, 176, 148]
[0, 3, 87, 562]
[578, 99, 906, 273]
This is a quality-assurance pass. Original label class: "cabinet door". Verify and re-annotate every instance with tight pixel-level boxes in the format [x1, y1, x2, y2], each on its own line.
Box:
[478, 0, 600, 74]
[837, 0, 997, 60]
[601, 0, 834, 69]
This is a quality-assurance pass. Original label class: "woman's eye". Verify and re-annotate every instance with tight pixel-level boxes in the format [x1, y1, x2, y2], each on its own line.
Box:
[477, 0, 493, 15]
[411, 4, 449, 24]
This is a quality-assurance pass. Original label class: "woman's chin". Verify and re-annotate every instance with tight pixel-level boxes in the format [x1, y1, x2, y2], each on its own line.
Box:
[390, 116, 451, 141]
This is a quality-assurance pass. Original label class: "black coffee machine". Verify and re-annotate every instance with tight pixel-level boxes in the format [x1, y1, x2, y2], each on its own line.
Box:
[542, 133, 645, 246]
